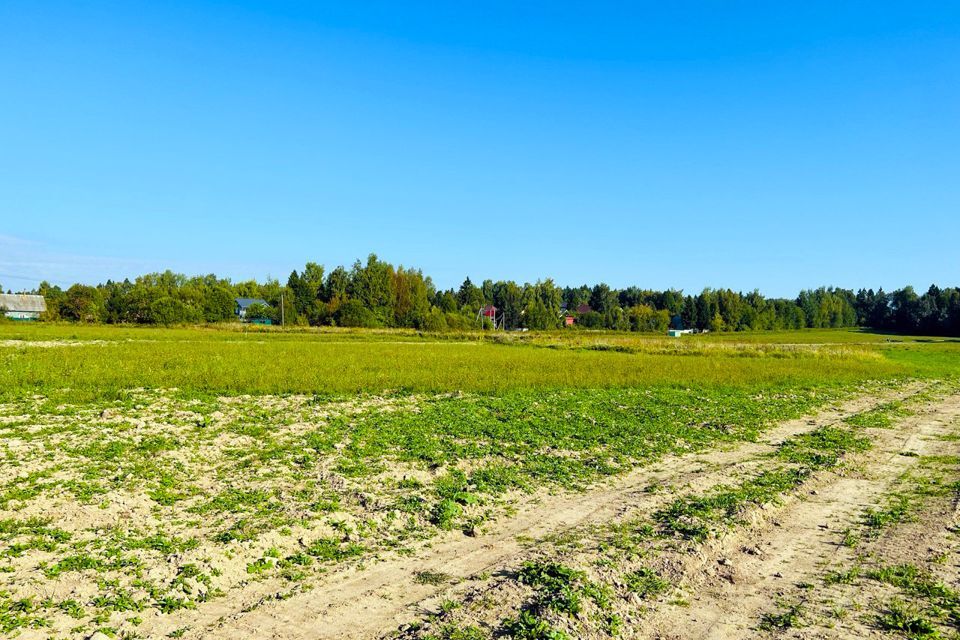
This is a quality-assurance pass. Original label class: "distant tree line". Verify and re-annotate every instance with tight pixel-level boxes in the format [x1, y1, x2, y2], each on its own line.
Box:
[11, 255, 960, 335]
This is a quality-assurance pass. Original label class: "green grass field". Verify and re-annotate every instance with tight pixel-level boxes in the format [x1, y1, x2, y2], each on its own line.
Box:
[2, 323, 955, 403]
[0, 323, 956, 638]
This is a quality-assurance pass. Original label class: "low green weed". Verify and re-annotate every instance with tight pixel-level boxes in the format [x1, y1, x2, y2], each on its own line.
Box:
[517, 561, 586, 615]
[501, 610, 568, 640]
[776, 426, 870, 468]
[624, 567, 670, 598]
[656, 468, 807, 540]
[759, 601, 805, 630]
[877, 600, 940, 638]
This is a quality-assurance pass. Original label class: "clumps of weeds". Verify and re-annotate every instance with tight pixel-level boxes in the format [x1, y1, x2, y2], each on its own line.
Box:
[517, 561, 590, 615]
[57, 599, 86, 619]
[657, 418, 872, 543]
[823, 564, 861, 585]
[277, 556, 312, 582]
[154, 595, 196, 614]
[213, 519, 263, 543]
[0, 361, 916, 638]
[414, 570, 453, 586]
[860, 458, 960, 538]
[844, 401, 910, 430]
[169, 563, 216, 598]
[305, 536, 364, 562]
[0, 471, 53, 508]
[496, 560, 613, 639]
[429, 470, 484, 532]
[147, 479, 195, 506]
[0, 516, 71, 544]
[431, 499, 464, 531]
[841, 528, 861, 548]
[246, 548, 309, 583]
[92, 586, 144, 613]
[863, 494, 915, 532]
[246, 558, 273, 575]
[0, 523, 71, 558]
[193, 487, 283, 517]
[656, 468, 807, 541]
[868, 564, 927, 590]
[501, 609, 569, 640]
[438, 599, 460, 614]
[122, 530, 199, 556]
[600, 519, 655, 556]
[623, 567, 670, 599]
[759, 600, 806, 631]
[41, 552, 104, 578]
[877, 600, 940, 638]
[868, 565, 960, 616]
[0, 592, 48, 633]
[776, 425, 871, 469]
[601, 613, 623, 636]
[420, 623, 487, 640]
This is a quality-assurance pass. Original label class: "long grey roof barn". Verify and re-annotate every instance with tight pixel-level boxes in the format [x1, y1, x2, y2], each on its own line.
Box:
[0, 294, 47, 320]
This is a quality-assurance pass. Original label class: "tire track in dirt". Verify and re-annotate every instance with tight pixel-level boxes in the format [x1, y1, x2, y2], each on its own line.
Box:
[152, 383, 928, 640]
[797, 467, 960, 639]
[640, 390, 960, 640]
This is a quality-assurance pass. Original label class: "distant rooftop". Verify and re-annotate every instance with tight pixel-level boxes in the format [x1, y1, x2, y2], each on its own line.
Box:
[0, 294, 46, 313]
[235, 298, 269, 309]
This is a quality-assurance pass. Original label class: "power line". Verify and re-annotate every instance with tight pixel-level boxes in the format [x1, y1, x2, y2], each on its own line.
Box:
[0, 272, 72, 286]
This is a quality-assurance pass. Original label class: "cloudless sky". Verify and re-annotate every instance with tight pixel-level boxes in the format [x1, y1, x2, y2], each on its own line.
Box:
[1, 1, 958, 296]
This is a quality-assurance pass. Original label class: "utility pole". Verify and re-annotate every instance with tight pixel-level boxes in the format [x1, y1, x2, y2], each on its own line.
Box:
[281, 292, 285, 328]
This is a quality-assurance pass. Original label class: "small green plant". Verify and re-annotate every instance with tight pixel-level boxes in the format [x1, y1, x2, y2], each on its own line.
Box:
[517, 561, 585, 615]
[305, 537, 364, 562]
[759, 601, 805, 630]
[0, 593, 47, 633]
[501, 610, 568, 640]
[246, 558, 273, 575]
[439, 599, 460, 614]
[864, 495, 914, 530]
[425, 624, 486, 640]
[57, 599, 86, 619]
[877, 600, 939, 638]
[431, 499, 463, 530]
[823, 565, 860, 585]
[624, 567, 669, 598]
[414, 570, 452, 586]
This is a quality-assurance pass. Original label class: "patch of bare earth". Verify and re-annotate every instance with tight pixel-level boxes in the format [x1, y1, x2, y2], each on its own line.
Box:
[640, 390, 960, 640]
[163, 384, 934, 640]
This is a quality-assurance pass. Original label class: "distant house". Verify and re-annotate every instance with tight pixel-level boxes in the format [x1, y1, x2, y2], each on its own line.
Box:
[667, 329, 694, 337]
[0, 294, 46, 321]
[575, 304, 592, 314]
[479, 305, 497, 319]
[564, 315, 576, 327]
[235, 298, 270, 321]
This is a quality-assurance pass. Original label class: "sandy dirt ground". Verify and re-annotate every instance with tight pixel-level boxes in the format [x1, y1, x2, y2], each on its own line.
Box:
[640, 391, 960, 639]
[150, 384, 939, 640]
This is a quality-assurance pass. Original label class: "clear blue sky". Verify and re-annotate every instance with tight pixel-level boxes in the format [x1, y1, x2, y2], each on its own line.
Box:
[1, 1, 958, 296]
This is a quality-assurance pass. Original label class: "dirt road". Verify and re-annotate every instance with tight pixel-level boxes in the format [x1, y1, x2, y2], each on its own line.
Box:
[156, 384, 938, 640]
[641, 391, 960, 639]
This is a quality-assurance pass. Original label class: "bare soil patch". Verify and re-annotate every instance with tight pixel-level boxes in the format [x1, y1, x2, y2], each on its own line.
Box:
[167, 384, 933, 640]
[639, 390, 960, 640]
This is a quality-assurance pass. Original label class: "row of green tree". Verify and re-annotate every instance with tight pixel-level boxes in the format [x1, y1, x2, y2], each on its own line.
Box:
[8, 254, 959, 335]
